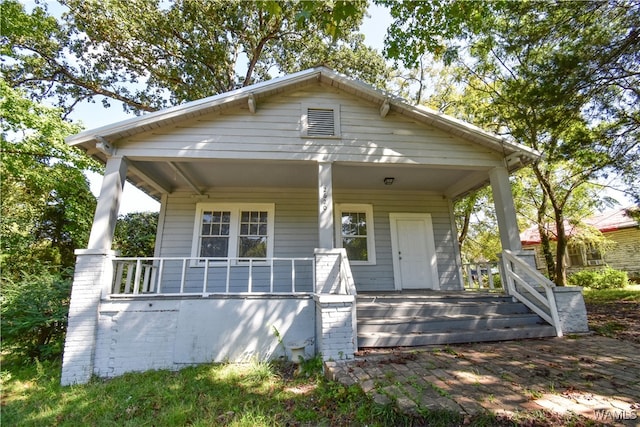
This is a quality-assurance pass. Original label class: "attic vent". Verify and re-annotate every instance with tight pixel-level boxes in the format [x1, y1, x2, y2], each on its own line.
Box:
[307, 108, 335, 136]
[302, 104, 340, 138]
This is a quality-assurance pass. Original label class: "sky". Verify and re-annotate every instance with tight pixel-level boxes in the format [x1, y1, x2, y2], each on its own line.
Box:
[75, 4, 394, 214]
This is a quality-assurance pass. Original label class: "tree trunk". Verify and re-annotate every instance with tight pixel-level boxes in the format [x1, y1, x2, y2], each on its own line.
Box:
[553, 208, 568, 286]
[537, 193, 556, 281]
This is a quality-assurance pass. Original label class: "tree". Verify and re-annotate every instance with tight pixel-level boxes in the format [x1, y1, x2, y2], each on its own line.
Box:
[1, 81, 100, 360]
[380, 0, 640, 285]
[113, 212, 159, 257]
[2, 0, 390, 116]
[0, 80, 99, 278]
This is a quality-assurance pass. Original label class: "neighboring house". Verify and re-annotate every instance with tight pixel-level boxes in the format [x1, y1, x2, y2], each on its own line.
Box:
[61, 66, 542, 385]
[521, 207, 640, 279]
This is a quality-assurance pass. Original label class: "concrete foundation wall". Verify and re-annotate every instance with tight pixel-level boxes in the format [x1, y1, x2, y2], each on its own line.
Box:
[93, 296, 315, 378]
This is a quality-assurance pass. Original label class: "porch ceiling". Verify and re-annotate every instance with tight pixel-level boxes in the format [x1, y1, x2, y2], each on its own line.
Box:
[127, 159, 486, 197]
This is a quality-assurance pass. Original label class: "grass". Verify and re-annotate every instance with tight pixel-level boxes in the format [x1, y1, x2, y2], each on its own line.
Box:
[1, 356, 419, 427]
[582, 283, 640, 304]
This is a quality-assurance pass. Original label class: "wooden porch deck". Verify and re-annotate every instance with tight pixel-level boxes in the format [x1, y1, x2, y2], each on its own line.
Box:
[356, 290, 556, 348]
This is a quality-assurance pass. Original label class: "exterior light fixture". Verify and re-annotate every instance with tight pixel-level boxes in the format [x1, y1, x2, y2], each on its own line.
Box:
[384, 177, 395, 185]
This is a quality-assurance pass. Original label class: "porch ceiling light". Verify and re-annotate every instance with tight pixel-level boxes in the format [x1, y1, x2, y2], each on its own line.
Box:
[384, 177, 395, 185]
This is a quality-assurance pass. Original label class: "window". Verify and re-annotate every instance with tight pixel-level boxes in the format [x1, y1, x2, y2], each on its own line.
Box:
[192, 203, 274, 264]
[301, 103, 340, 138]
[335, 204, 376, 265]
[567, 245, 583, 267]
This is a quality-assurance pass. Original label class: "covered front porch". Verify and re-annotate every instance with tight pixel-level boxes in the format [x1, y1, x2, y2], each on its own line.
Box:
[61, 156, 558, 385]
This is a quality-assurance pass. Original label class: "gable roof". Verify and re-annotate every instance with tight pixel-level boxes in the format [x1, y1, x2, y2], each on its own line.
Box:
[66, 66, 539, 166]
[520, 207, 640, 245]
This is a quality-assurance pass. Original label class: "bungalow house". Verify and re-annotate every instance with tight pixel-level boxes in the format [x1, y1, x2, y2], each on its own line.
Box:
[521, 207, 640, 280]
[61, 67, 583, 385]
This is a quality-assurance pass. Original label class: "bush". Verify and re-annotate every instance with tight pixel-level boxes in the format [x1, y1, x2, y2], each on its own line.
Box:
[0, 271, 71, 361]
[568, 267, 629, 290]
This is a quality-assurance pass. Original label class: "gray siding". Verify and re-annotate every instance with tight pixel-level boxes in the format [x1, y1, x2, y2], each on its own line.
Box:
[116, 83, 502, 168]
[158, 188, 461, 292]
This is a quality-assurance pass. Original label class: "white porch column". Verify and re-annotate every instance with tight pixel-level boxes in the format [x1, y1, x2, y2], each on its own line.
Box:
[489, 166, 522, 252]
[87, 156, 128, 250]
[318, 161, 334, 249]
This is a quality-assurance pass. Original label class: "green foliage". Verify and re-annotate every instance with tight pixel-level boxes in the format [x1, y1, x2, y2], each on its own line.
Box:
[2, 0, 389, 115]
[568, 267, 629, 290]
[1, 80, 98, 278]
[1, 359, 414, 427]
[0, 272, 71, 361]
[113, 212, 159, 257]
[381, 1, 639, 285]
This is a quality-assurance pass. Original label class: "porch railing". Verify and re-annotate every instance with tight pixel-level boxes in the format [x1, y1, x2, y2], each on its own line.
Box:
[462, 261, 500, 290]
[501, 250, 563, 337]
[338, 249, 357, 296]
[111, 257, 315, 296]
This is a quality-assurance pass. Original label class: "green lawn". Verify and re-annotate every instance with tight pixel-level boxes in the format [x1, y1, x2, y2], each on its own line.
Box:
[583, 283, 640, 303]
[2, 356, 426, 427]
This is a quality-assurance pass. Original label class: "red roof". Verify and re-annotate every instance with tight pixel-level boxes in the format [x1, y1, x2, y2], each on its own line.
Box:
[520, 207, 639, 245]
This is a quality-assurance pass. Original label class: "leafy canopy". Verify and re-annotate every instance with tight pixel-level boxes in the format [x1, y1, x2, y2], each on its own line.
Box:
[2, 0, 390, 115]
[0, 80, 99, 277]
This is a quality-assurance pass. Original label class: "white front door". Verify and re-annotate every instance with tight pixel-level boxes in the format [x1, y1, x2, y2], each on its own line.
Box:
[390, 213, 440, 290]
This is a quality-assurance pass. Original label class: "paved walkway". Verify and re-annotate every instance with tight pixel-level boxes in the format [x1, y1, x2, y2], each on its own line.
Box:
[325, 336, 640, 426]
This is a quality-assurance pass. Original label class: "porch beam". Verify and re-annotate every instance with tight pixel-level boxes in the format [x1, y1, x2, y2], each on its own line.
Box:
[489, 166, 522, 252]
[444, 170, 489, 200]
[318, 161, 334, 248]
[167, 161, 203, 195]
[128, 163, 172, 195]
[87, 156, 128, 250]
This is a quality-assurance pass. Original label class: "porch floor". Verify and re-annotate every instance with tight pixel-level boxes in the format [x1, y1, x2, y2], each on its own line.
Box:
[356, 290, 556, 348]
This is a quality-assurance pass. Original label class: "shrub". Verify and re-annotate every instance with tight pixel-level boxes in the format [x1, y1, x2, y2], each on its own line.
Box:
[568, 267, 629, 290]
[0, 271, 71, 361]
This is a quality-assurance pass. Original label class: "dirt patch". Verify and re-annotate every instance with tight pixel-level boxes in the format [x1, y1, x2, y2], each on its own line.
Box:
[585, 301, 640, 344]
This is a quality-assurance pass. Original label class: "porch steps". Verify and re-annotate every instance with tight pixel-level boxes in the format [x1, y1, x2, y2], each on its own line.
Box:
[356, 292, 556, 348]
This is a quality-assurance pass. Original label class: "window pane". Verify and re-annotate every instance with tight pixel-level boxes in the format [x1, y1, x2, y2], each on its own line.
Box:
[201, 224, 211, 235]
[342, 212, 367, 236]
[239, 237, 267, 258]
[200, 237, 229, 257]
[202, 211, 213, 223]
[240, 224, 249, 235]
[343, 237, 368, 261]
[241, 211, 249, 222]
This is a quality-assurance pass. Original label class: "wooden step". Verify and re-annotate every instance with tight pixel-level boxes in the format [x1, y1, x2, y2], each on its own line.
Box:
[357, 313, 547, 334]
[357, 324, 557, 347]
[356, 292, 557, 348]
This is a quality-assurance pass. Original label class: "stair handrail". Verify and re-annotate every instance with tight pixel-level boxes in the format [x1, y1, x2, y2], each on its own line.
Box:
[501, 250, 563, 337]
[338, 249, 357, 296]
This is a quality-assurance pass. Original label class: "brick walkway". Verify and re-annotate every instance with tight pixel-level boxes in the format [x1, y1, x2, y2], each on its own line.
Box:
[325, 336, 640, 425]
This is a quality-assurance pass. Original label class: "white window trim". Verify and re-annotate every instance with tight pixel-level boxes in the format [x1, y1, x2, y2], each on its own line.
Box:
[335, 203, 376, 265]
[191, 203, 275, 266]
[300, 103, 341, 138]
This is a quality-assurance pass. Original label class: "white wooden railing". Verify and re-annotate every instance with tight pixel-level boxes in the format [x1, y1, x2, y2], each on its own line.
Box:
[462, 261, 500, 290]
[501, 250, 563, 337]
[338, 249, 357, 296]
[111, 257, 315, 296]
